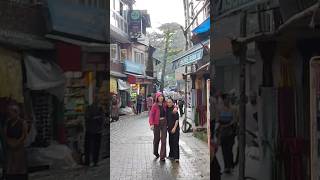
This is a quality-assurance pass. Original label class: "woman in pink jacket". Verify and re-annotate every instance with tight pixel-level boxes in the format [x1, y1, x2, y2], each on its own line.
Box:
[149, 92, 167, 161]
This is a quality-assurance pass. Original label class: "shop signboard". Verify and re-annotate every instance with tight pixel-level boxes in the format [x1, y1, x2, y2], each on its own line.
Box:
[46, 0, 107, 41]
[180, 48, 204, 67]
[128, 10, 142, 39]
[124, 60, 144, 75]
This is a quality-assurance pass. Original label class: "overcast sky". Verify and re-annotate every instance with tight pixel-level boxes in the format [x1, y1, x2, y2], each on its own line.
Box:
[134, 0, 185, 32]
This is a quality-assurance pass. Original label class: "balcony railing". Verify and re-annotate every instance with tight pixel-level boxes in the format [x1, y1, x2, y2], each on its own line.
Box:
[110, 9, 128, 35]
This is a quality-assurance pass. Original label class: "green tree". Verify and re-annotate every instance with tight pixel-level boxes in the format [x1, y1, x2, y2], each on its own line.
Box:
[148, 22, 185, 92]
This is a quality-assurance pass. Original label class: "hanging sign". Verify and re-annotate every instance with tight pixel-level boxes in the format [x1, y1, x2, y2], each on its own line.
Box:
[128, 10, 142, 39]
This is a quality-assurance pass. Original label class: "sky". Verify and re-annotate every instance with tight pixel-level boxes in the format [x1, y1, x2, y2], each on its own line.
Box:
[134, 0, 185, 32]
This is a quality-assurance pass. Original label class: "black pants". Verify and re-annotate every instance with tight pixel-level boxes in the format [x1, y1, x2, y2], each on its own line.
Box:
[168, 129, 180, 159]
[211, 156, 221, 180]
[137, 103, 142, 114]
[220, 135, 234, 169]
[179, 106, 183, 116]
[84, 132, 102, 165]
[5, 174, 28, 180]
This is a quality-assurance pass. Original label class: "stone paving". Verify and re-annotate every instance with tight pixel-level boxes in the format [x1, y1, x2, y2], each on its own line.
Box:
[110, 112, 210, 180]
[29, 157, 110, 180]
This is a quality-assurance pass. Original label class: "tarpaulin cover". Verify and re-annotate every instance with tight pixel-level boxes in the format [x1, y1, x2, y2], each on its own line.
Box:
[24, 55, 66, 101]
[0, 48, 24, 103]
[192, 17, 210, 34]
[118, 79, 131, 91]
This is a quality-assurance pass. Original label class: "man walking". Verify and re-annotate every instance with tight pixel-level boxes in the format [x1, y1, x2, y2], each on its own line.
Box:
[136, 94, 143, 114]
[84, 97, 106, 167]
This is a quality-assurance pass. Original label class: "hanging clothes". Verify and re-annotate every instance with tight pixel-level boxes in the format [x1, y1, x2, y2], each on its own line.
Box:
[0, 48, 24, 103]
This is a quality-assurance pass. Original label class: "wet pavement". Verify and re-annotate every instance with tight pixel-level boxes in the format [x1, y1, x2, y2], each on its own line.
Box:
[29, 157, 109, 180]
[216, 138, 260, 180]
[110, 112, 210, 180]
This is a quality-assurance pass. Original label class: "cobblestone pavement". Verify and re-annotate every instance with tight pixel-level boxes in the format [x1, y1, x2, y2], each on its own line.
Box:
[29, 157, 109, 180]
[110, 112, 210, 180]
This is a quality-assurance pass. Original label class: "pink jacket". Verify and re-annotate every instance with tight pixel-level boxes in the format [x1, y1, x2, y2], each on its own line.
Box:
[149, 103, 167, 125]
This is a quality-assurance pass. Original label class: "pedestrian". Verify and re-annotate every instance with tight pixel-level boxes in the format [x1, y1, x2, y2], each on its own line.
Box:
[217, 93, 237, 174]
[149, 92, 167, 161]
[136, 94, 143, 114]
[84, 97, 106, 167]
[166, 98, 180, 163]
[111, 94, 119, 122]
[147, 94, 153, 113]
[4, 102, 28, 180]
[178, 99, 184, 117]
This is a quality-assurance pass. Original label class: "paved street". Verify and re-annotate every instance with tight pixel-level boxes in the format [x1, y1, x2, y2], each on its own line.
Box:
[216, 138, 260, 180]
[110, 112, 210, 180]
[29, 158, 109, 180]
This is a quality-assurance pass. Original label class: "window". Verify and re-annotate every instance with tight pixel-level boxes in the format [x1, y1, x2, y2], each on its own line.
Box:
[110, 44, 118, 61]
[120, 49, 127, 62]
[134, 51, 141, 64]
[120, 2, 124, 16]
[141, 53, 145, 65]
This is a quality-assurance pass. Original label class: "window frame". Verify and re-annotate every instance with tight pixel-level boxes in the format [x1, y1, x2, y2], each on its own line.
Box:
[120, 49, 127, 63]
[110, 44, 118, 62]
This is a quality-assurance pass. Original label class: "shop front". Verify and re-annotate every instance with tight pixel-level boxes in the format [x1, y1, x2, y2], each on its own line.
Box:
[44, 0, 108, 161]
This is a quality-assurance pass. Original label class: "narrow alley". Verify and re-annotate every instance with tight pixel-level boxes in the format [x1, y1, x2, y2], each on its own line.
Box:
[110, 113, 210, 180]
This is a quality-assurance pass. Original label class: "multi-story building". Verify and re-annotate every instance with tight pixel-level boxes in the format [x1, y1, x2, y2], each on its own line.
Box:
[211, 0, 320, 179]
[172, 0, 210, 130]
[110, 0, 153, 112]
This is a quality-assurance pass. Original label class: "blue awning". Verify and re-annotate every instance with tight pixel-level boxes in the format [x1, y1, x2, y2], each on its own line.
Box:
[192, 17, 210, 34]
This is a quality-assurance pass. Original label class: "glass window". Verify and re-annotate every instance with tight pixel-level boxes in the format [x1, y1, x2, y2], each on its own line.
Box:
[120, 2, 123, 16]
[141, 53, 145, 65]
[120, 49, 127, 62]
[110, 44, 118, 61]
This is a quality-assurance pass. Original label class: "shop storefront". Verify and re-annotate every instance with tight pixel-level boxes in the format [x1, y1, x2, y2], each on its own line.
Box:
[45, 0, 108, 160]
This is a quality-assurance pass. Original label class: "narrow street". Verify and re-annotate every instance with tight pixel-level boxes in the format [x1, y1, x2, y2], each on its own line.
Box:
[110, 112, 210, 180]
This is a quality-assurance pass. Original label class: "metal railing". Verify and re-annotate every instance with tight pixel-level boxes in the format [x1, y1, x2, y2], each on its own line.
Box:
[110, 9, 128, 35]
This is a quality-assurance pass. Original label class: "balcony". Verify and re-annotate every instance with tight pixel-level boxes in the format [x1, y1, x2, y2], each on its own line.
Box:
[110, 9, 130, 43]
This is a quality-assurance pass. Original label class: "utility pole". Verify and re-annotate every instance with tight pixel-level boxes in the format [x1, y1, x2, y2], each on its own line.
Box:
[183, 0, 190, 132]
[238, 11, 248, 180]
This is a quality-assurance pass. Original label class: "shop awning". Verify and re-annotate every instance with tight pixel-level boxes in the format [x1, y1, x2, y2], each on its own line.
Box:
[111, 70, 127, 78]
[124, 72, 145, 79]
[45, 0, 107, 42]
[192, 17, 210, 34]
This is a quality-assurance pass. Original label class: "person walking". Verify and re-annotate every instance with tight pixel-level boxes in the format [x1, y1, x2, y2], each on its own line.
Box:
[178, 99, 184, 117]
[111, 94, 119, 122]
[149, 92, 167, 161]
[4, 103, 28, 180]
[217, 94, 237, 174]
[166, 98, 180, 163]
[136, 94, 143, 114]
[84, 97, 106, 167]
[147, 94, 153, 113]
